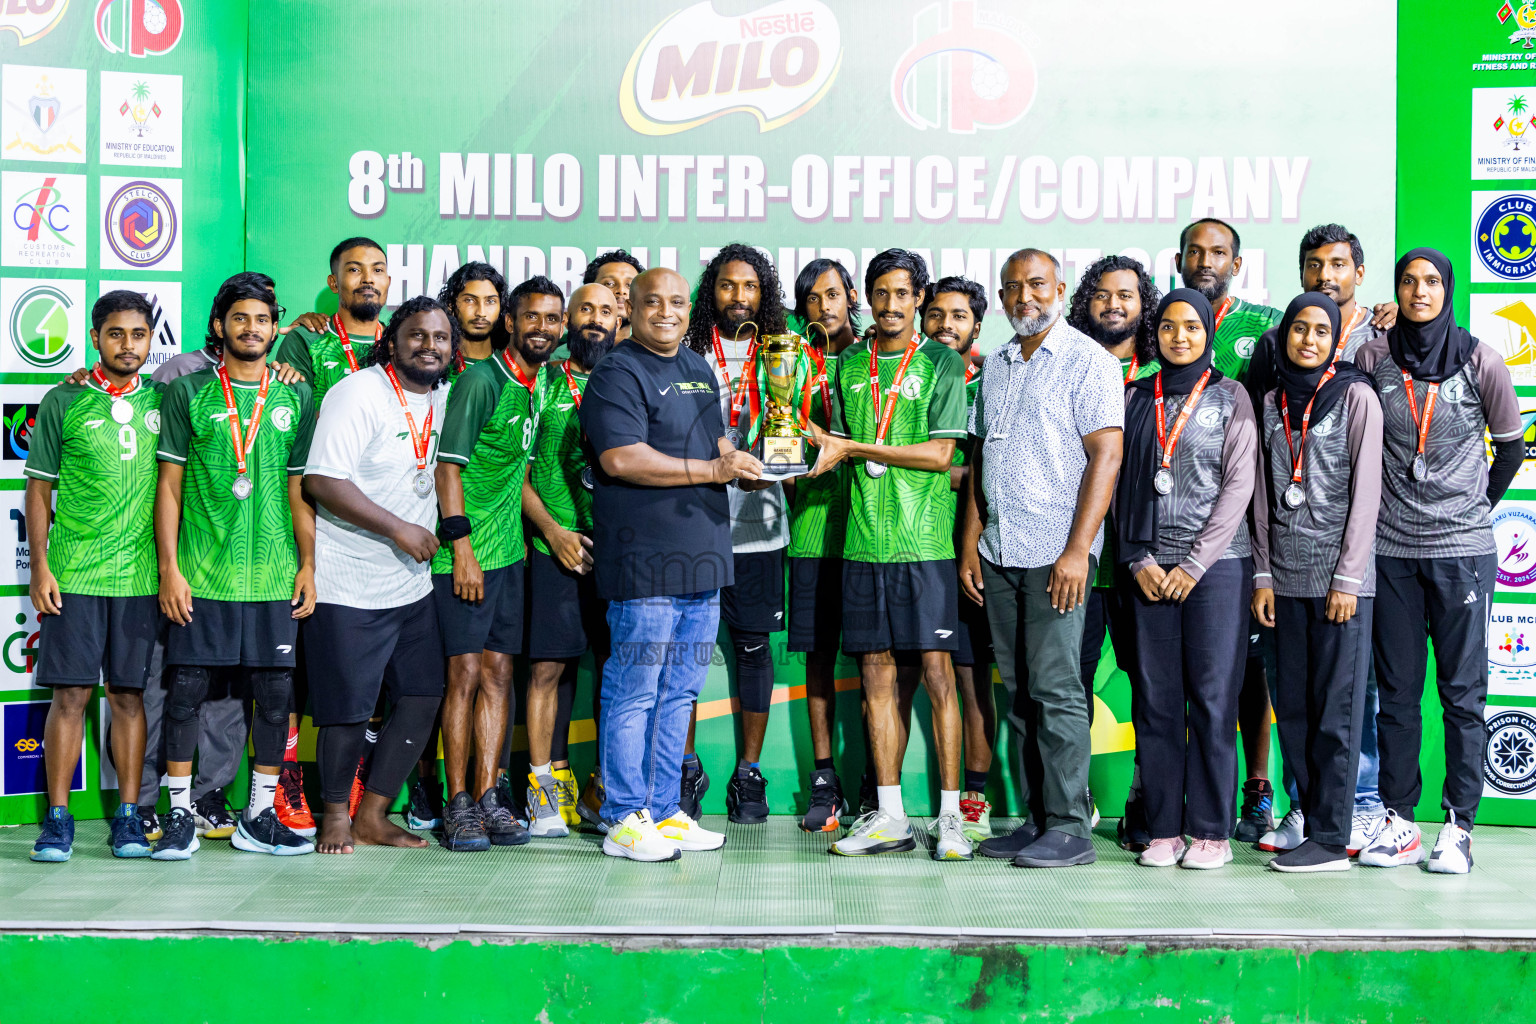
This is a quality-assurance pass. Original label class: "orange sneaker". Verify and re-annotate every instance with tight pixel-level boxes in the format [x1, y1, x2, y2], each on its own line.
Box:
[348, 756, 368, 820]
[275, 764, 316, 837]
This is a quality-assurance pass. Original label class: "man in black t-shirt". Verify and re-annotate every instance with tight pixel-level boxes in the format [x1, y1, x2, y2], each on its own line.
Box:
[580, 268, 764, 862]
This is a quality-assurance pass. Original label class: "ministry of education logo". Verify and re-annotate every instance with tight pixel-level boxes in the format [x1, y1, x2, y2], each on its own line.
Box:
[1475, 192, 1536, 280]
[1484, 708, 1536, 795]
[100, 176, 180, 271]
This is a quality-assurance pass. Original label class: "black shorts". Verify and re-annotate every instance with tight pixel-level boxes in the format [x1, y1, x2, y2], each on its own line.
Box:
[304, 594, 444, 726]
[842, 559, 959, 654]
[525, 546, 609, 661]
[954, 590, 993, 667]
[165, 598, 298, 669]
[787, 556, 841, 653]
[34, 594, 158, 689]
[433, 563, 523, 658]
[720, 547, 786, 633]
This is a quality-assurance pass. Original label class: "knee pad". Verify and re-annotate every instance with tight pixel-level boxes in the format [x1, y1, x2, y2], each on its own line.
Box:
[249, 669, 294, 727]
[732, 631, 774, 714]
[164, 666, 210, 724]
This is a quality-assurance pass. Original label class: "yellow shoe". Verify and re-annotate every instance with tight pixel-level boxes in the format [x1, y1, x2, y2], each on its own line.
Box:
[656, 810, 726, 852]
[577, 771, 608, 831]
[553, 767, 579, 827]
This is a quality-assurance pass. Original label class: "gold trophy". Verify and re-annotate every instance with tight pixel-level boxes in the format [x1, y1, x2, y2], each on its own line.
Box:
[759, 333, 809, 478]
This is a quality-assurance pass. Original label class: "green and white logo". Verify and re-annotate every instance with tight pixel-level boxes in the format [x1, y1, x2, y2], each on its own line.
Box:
[7, 283, 73, 368]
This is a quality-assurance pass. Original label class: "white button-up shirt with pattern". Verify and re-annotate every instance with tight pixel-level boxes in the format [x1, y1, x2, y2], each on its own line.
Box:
[968, 317, 1124, 569]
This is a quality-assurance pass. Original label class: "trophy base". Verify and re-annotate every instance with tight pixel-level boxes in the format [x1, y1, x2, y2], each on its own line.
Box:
[759, 461, 810, 481]
[760, 434, 808, 480]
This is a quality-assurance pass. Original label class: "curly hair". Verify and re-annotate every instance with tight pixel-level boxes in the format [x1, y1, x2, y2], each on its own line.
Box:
[583, 249, 645, 283]
[438, 260, 508, 351]
[367, 294, 460, 388]
[1066, 254, 1160, 366]
[683, 243, 787, 354]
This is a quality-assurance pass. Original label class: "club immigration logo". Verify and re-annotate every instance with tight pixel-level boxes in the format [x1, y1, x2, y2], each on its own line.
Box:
[890, 0, 1035, 134]
[6, 282, 76, 368]
[0, 0, 69, 47]
[1498, 2, 1536, 49]
[100, 70, 181, 167]
[3, 171, 85, 269]
[1, 65, 85, 162]
[95, 0, 180, 57]
[101, 176, 179, 271]
[1474, 192, 1536, 281]
[620, 0, 841, 135]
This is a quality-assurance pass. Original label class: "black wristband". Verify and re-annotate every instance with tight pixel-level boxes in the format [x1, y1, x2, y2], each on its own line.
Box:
[438, 515, 472, 541]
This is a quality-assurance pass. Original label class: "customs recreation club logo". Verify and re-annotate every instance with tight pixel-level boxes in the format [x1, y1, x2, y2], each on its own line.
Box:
[620, 0, 841, 135]
[103, 178, 176, 268]
[1476, 193, 1536, 279]
[1484, 709, 1536, 795]
[890, 0, 1035, 134]
[95, 0, 181, 57]
[7, 283, 74, 368]
[1498, 2, 1536, 49]
[1495, 506, 1536, 588]
[0, 0, 69, 46]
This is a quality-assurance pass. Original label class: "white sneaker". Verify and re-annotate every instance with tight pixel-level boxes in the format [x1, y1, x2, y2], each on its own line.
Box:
[526, 773, 570, 838]
[830, 809, 916, 856]
[930, 811, 974, 861]
[601, 810, 681, 862]
[1358, 809, 1425, 868]
[1427, 818, 1473, 875]
[1257, 808, 1305, 852]
[1347, 809, 1385, 856]
[656, 810, 726, 852]
[1138, 836, 1186, 868]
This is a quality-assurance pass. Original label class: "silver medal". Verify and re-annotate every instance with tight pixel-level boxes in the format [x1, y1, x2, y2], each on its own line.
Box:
[1410, 453, 1427, 481]
[412, 470, 433, 498]
[581, 466, 595, 490]
[725, 427, 742, 450]
[864, 460, 887, 479]
[1283, 482, 1305, 509]
[110, 398, 132, 424]
[1153, 467, 1173, 495]
[231, 475, 253, 501]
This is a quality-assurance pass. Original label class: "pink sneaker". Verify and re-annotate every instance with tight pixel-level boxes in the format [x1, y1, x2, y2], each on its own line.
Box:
[1138, 836, 1186, 867]
[1180, 838, 1233, 869]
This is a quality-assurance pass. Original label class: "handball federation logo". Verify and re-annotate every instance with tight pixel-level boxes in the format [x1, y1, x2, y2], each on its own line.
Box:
[1476, 193, 1536, 279]
[1484, 709, 1536, 796]
[104, 179, 176, 268]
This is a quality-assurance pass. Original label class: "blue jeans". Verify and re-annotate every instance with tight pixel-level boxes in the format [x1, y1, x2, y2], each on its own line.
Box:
[1354, 664, 1383, 812]
[600, 591, 720, 821]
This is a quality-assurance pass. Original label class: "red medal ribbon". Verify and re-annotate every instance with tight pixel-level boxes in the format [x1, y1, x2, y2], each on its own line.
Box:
[1212, 296, 1233, 338]
[382, 363, 434, 474]
[502, 350, 538, 396]
[964, 360, 978, 384]
[1123, 356, 1139, 385]
[869, 333, 923, 450]
[1329, 307, 1367, 366]
[711, 326, 760, 429]
[1401, 370, 1439, 464]
[1279, 365, 1338, 485]
[331, 313, 381, 374]
[1153, 367, 1213, 471]
[807, 342, 832, 424]
[216, 362, 270, 478]
[561, 359, 585, 410]
[90, 364, 138, 398]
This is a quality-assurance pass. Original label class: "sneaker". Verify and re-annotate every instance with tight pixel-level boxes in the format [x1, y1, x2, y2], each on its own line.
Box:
[959, 797, 992, 842]
[441, 791, 491, 852]
[274, 765, 316, 838]
[406, 778, 445, 831]
[830, 809, 916, 856]
[929, 811, 974, 861]
[656, 809, 727, 851]
[109, 805, 151, 859]
[1358, 810, 1425, 868]
[348, 756, 368, 821]
[1427, 817, 1473, 875]
[1180, 838, 1233, 870]
[799, 768, 847, 833]
[1138, 836, 1187, 868]
[138, 806, 162, 843]
[977, 822, 1040, 860]
[30, 807, 73, 863]
[603, 809, 682, 862]
[726, 764, 769, 824]
[525, 773, 570, 838]
[494, 771, 519, 823]
[151, 807, 200, 861]
[857, 772, 877, 814]
[232, 807, 315, 856]
[678, 758, 709, 820]
[1234, 779, 1275, 844]
[1347, 809, 1385, 856]
[1013, 828, 1097, 868]
[577, 771, 609, 833]
[1269, 840, 1351, 873]
[1118, 787, 1151, 852]
[1088, 788, 1100, 829]
[1257, 808, 1305, 852]
[480, 786, 532, 846]
[552, 767, 580, 827]
[192, 787, 237, 840]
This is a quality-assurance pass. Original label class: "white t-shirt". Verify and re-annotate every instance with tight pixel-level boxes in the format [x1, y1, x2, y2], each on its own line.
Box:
[305, 364, 448, 609]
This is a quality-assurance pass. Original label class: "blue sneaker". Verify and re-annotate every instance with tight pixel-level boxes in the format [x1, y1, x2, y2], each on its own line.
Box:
[151, 806, 200, 861]
[30, 806, 74, 863]
[109, 804, 152, 858]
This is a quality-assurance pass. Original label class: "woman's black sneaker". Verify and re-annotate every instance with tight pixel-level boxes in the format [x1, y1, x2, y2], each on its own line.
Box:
[232, 807, 314, 856]
[1269, 839, 1350, 873]
[150, 807, 200, 861]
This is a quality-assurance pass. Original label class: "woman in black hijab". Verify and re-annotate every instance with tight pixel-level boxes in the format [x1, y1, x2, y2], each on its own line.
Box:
[1250, 292, 1383, 873]
[1117, 288, 1258, 871]
[1348, 249, 1524, 876]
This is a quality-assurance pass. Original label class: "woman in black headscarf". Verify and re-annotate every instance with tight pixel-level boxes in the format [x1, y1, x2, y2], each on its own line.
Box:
[1249, 292, 1383, 873]
[1347, 249, 1523, 876]
[1117, 288, 1258, 871]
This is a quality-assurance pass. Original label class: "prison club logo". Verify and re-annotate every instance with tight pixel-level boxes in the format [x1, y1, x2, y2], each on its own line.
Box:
[1477, 193, 1536, 280]
[621, 0, 841, 135]
[0, 0, 70, 46]
[890, 0, 1035, 134]
[103, 178, 177, 268]
[95, 0, 180, 57]
[1485, 709, 1536, 795]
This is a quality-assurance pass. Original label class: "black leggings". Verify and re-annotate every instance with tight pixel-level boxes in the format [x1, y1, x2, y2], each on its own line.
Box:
[548, 656, 606, 763]
[317, 695, 440, 806]
[729, 628, 774, 714]
[165, 666, 290, 767]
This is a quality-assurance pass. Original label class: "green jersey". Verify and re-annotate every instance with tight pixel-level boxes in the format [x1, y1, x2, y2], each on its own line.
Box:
[1211, 296, 1281, 382]
[787, 346, 847, 560]
[25, 379, 164, 597]
[528, 360, 592, 557]
[831, 336, 967, 563]
[952, 361, 983, 467]
[273, 322, 377, 407]
[156, 368, 315, 602]
[431, 353, 540, 573]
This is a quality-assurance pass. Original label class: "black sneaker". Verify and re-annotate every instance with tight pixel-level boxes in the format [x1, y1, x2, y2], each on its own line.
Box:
[150, 806, 200, 861]
[109, 805, 152, 858]
[138, 806, 163, 842]
[1012, 829, 1096, 868]
[1117, 786, 1151, 852]
[977, 822, 1041, 859]
[193, 787, 237, 839]
[479, 786, 531, 846]
[1235, 779, 1276, 844]
[1269, 839, 1350, 873]
[799, 768, 847, 833]
[678, 758, 709, 820]
[858, 772, 877, 815]
[232, 807, 315, 856]
[726, 764, 769, 824]
[442, 791, 490, 851]
[407, 778, 444, 830]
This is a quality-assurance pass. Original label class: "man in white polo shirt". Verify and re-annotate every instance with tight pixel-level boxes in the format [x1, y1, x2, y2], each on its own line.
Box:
[301, 295, 455, 855]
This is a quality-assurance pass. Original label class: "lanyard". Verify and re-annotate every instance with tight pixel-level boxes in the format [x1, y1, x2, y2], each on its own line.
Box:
[710, 326, 759, 428]
[90, 364, 138, 399]
[382, 363, 433, 474]
[453, 351, 467, 375]
[869, 334, 923, 448]
[1212, 296, 1233, 337]
[1153, 368, 1213, 470]
[1401, 371, 1439, 461]
[502, 350, 538, 395]
[560, 359, 585, 410]
[216, 363, 269, 478]
[964, 360, 978, 384]
[331, 313, 381, 374]
[1279, 366, 1338, 484]
[1329, 307, 1366, 366]
[807, 342, 832, 424]
[1123, 356, 1139, 385]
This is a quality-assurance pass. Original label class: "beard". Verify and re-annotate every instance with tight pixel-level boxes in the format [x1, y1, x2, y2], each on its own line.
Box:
[512, 330, 556, 366]
[396, 357, 442, 389]
[1185, 271, 1231, 304]
[1086, 317, 1137, 348]
[1007, 297, 1061, 338]
[346, 296, 383, 322]
[717, 302, 757, 335]
[568, 323, 616, 369]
